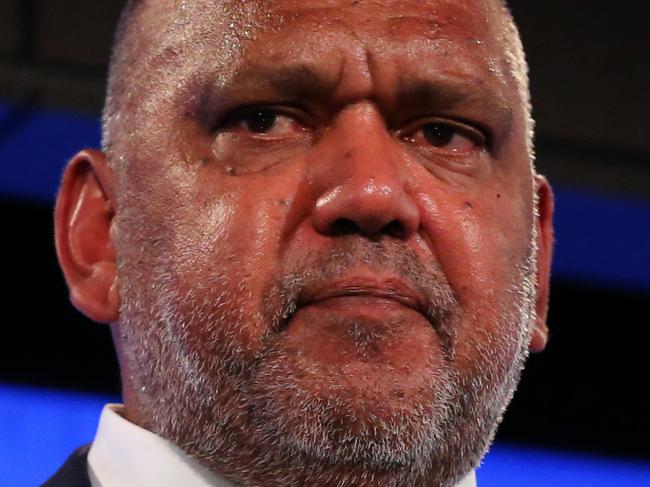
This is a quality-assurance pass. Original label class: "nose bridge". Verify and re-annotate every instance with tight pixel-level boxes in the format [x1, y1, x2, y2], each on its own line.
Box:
[308, 104, 420, 239]
[333, 105, 398, 188]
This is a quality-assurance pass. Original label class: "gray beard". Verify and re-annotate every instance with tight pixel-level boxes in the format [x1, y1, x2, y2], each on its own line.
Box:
[116, 234, 538, 487]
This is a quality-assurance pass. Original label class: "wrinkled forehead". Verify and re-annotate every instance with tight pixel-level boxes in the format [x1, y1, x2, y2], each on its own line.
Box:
[121, 0, 516, 102]
[128, 0, 510, 64]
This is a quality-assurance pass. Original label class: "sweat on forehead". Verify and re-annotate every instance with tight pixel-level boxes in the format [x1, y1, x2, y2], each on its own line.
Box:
[102, 0, 531, 162]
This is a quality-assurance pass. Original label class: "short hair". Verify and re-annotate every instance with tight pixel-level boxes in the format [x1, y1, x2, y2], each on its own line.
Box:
[101, 0, 143, 154]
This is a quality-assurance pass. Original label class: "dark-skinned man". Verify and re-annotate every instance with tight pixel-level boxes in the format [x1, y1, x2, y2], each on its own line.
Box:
[46, 0, 553, 485]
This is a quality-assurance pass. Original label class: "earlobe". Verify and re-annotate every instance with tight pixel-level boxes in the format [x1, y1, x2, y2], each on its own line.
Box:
[529, 322, 549, 353]
[55, 149, 119, 323]
[529, 174, 554, 353]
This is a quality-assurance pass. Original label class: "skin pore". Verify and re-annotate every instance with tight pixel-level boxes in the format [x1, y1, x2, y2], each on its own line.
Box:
[55, 1, 554, 486]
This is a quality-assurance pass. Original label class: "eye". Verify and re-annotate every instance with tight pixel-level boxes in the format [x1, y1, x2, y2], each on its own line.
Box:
[423, 124, 457, 147]
[224, 107, 306, 137]
[403, 120, 486, 154]
[239, 108, 279, 133]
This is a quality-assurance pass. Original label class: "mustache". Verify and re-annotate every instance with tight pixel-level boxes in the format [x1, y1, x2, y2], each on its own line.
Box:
[261, 238, 458, 336]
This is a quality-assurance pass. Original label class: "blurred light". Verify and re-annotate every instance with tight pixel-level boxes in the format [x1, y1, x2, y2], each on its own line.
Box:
[0, 101, 101, 202]
[0, 383, 117, 486]
[552, 187, 650, 291]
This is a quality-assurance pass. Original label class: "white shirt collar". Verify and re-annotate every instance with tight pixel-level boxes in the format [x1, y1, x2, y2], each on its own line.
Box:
[88, 404, 227, 487]
[457, 470, 477, 487]
[88, 404, 477, 487]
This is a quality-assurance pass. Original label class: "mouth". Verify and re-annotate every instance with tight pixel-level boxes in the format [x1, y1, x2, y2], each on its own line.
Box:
[290, 274, 439, 331]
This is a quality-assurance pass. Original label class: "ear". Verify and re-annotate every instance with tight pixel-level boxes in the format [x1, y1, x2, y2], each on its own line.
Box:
[55, 149, 119, 323]
[529, 175, 554, 353]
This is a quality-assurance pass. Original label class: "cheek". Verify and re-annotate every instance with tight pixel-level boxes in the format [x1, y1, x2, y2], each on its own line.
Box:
[175, 172, 294, 309]
[416, 188, 531, 336]
[145, 190, 279, 361]
[418, 191, 503, 291]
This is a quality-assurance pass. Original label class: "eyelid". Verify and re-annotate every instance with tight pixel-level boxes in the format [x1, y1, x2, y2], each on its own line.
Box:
[398, 117, 489, 149]
[217, 104, 313, 132]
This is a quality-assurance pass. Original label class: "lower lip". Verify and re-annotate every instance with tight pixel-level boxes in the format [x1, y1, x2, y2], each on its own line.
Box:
[295, 295, 426, 321]
[284, 296, 439, 357]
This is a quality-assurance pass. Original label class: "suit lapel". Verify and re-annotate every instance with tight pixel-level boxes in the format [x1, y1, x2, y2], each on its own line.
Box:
[42, 444, 92, 487]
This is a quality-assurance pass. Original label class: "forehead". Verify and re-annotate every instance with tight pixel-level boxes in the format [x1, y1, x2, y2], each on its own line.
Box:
[126, 0, 513, 101]
[133, 0, 508, 61]
[263, 0, 501, 39]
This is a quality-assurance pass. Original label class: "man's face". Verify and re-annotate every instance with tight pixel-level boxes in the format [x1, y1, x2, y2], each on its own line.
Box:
[106, 0, 546, 485]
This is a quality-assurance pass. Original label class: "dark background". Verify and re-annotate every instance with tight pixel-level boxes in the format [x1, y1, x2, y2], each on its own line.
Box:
[1, 0, 649, 462]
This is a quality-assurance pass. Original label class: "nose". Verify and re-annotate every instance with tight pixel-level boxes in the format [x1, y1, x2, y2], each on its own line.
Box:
[309, 104, 420, 240]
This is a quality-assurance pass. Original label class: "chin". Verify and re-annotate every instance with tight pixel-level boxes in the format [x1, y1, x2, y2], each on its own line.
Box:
[244, 339, 457, 467]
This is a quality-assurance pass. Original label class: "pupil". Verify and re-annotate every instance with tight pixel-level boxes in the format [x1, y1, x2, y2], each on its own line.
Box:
[423, 124, 454, 147]
[245, 110, 277, 133]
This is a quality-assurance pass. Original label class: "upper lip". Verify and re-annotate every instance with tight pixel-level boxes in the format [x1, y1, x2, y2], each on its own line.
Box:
[296, 274, 429, 318]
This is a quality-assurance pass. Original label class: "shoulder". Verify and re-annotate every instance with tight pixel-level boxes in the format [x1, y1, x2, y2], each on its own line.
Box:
[41, 444, 92, 487]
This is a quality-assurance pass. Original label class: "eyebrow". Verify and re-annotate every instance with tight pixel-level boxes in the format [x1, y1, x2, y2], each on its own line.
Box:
[209, 62, 513, 131]
[393, 76, 513, 127]
[217, 63, 340, 108]
[265, 65, 340, 100]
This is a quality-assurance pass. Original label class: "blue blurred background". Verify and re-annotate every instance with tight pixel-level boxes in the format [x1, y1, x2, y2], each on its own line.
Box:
[1, 0, 649, 485]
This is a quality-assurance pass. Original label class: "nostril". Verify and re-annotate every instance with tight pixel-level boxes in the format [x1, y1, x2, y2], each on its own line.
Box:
[383, 220, 405, 239]
[328, 218, 406, 239]
[330, 218, 361, 236]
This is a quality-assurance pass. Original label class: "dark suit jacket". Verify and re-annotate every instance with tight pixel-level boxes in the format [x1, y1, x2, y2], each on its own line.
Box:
[41, 445, 92, 487]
